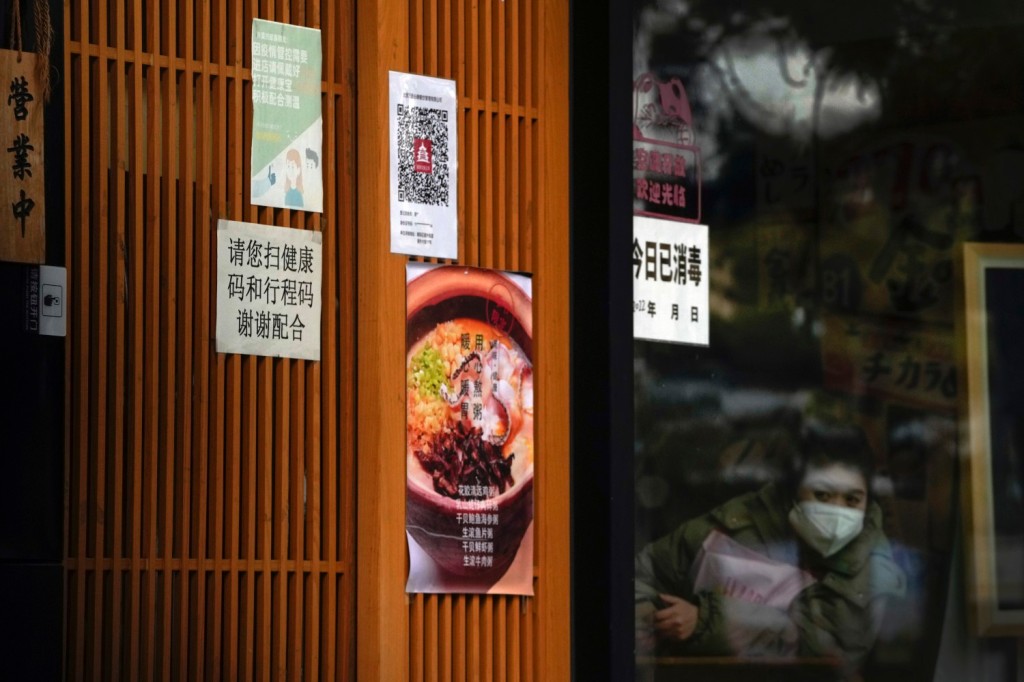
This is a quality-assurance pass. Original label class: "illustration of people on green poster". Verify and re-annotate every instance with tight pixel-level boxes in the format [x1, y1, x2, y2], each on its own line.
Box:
[250, 19, 323, 213]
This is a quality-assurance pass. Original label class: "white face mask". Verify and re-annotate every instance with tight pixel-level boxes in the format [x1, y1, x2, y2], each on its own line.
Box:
[788, 500, 864, 557]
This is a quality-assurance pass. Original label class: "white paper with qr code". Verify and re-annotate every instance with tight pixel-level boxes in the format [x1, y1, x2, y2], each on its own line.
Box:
[389, 71, 459, 259]
[692, 530, 816, 609]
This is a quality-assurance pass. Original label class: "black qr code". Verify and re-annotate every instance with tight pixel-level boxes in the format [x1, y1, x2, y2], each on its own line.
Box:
[396, 104, 450, 206]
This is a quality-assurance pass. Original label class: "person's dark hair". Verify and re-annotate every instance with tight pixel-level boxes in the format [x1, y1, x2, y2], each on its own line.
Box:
[783, 420, 876, 502]
[305, 147, 320, 168]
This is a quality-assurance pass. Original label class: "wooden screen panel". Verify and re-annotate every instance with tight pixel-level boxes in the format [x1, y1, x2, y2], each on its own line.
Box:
[64, 0, 357, 680]
[402, 0, 568, 680]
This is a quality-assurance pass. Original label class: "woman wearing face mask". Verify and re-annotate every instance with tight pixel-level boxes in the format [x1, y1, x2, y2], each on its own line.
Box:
[635, 422, 906, 674]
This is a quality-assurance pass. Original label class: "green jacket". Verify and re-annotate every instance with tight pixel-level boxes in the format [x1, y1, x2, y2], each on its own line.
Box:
[635, 483, 906, 668]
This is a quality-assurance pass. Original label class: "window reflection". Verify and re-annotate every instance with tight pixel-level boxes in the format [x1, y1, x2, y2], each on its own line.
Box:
[633, 0, 1024, 679]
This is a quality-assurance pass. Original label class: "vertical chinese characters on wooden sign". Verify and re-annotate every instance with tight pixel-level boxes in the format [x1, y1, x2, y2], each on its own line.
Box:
[1, 50, 45, 263]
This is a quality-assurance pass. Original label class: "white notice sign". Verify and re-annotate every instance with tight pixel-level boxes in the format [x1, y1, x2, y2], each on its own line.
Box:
[389, 71, 459, 259]
[216, 219, 322, 361]
[633, 217, 709, 346]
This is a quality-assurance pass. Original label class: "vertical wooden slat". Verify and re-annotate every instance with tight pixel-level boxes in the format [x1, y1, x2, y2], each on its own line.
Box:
[495, 597, 507, 680]
[273, 360, 290, 680]
[226, 4, 246, 679]
[194, 0, 213, 676]
[455, 0, 467, 264]
[495, 0, 506, 268]
[209, 5, 229, 681]
[142, 4, 163, 678]
[467, 596, 480, 676]
[257, 359, 273, 682]
[425, 594, 439, 681]
[521, 0, 534, 274]
[426, 0, 437, 75]
[70, 0, 91, 674]
[176, 4, 197, 675]
[507, 597, 521, 681]
[159, 8, 179, 674]
[440, 595, 453, 680]
[337, 0, 359, 661]
[109, 40, 128, 682]
[241, 357, 257, 680]
[411, 0, 422, 73]
[127, 0, 147, 675]
[440, 0, 450, 79]
[288, 362, 304, 682]
[467, 0, 479, 266]
[479, 0, 493, 270]
[508, 0, 520, 273]
[523, 596, 534, 682]
[482, 598, 493, 682]
[410, 594, 424, 682]
[450, 593, 462, 679]
[89, 1, 111, 678]
[320, 0, 340, 653]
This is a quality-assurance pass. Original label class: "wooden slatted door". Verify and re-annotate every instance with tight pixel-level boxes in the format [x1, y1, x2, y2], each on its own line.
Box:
[356, 0, 570, 680]
[65, 0, 570, 679]
[64, 0, 357, 679]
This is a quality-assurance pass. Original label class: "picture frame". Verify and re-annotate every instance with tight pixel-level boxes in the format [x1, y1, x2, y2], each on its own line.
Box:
[959, 242, 1024, 636]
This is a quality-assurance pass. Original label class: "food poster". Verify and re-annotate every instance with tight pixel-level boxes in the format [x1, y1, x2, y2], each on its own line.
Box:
[405, 263, 534, 595]
[249, 19, 323, 213]
[389, 72, 459, 259]
[215, 219, 322, 361]
[633, 216, 709, 346]
[1, 49, 45, 263]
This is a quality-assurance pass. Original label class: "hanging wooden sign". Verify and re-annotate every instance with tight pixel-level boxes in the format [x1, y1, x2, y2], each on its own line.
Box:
[1, 49, 46, 264]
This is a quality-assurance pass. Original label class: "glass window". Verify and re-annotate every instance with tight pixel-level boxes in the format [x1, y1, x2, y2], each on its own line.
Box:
[632, 2, 1024, 680]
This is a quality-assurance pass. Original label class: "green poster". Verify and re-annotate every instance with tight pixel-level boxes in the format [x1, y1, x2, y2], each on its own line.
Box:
[250, 19, 323, 213]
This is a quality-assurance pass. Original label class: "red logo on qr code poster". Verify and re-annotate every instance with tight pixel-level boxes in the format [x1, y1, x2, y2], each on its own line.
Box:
[413, 138, 433, 173]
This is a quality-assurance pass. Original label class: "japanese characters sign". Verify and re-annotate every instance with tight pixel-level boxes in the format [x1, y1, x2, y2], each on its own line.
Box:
[633, 74, 702, 224]
[633, 216, 709, 346]
[821, 314, 956, 412]
[406, 264, 534, 594]
[215, 219, 322, 361]
[389, 72, 459, 259]
[250, 20, 323, 213]
[1, 50, 45, 263]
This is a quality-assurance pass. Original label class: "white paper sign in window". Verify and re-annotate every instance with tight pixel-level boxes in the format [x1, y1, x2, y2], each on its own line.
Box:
[389, 71, 459, 259]
[633, 217, 709, 346]
[216, 219, 322, 361]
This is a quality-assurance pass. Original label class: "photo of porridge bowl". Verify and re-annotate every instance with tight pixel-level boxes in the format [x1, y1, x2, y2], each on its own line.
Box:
[406, 265, 534, 581]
